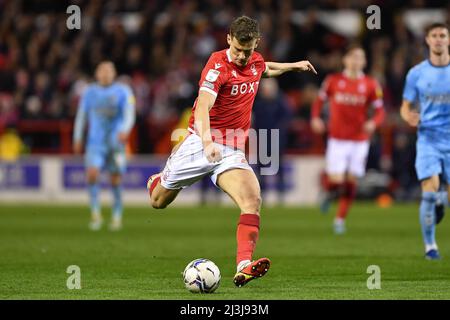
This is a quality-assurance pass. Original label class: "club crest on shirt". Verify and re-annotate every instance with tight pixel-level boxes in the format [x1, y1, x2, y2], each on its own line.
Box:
[250, 64, 257, 76]
[206, 69, 220, 82]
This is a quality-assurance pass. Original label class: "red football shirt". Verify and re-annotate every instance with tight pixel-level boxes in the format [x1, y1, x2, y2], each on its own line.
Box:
[312, 72, 384, 141]
[188, 49, 266, 149]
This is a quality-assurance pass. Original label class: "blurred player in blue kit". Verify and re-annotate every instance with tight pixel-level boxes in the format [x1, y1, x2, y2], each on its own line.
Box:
[400, 23, 450, 260]
[73, 61, 136, 231]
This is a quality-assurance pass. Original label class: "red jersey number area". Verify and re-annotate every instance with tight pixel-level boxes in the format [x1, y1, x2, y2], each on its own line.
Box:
[314, 73, 384, 141]
[188, 49, 266, 149]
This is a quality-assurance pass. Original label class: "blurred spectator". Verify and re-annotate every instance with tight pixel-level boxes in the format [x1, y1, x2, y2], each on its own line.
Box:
[0, 126, 25, 161]
[253, 78, 292, 203]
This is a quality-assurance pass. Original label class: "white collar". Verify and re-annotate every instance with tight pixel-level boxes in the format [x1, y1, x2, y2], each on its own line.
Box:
[226, 49, 232, 63]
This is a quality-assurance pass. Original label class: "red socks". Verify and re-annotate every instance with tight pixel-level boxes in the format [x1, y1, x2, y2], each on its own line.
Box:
[336, 181, 356, 219]
[236, 214, 260, 265]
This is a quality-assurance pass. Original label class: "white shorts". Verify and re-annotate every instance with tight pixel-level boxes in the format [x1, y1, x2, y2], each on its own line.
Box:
[160, 133, 253, 190]
[325, 138, 370, 178]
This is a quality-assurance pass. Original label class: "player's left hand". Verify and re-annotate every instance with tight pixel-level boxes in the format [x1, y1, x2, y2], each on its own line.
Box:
[118, 132, 128, 144]
[363, 120, 376, 135]
[292, 61, 317, 74]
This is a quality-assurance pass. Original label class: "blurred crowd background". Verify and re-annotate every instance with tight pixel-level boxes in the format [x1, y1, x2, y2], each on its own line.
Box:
[1, 0, 450, 200]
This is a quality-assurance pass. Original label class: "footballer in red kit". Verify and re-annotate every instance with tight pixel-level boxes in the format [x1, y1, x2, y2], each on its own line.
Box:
[147, 16, 317, 287]
[187, 48, 266, 150]
[311, 45, 385, 234]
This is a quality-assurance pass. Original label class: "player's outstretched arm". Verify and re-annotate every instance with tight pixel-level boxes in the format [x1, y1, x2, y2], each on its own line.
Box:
[263, 61, 317, 78]
[194, 91, 222, 163]
[400, 99, 420, 127]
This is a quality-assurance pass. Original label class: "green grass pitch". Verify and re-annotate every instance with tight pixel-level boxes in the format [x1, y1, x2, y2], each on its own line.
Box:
[1, 202, 449, 299]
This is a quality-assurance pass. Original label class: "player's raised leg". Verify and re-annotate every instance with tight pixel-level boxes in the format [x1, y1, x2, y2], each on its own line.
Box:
[147, 135, 191, 209]
[86, 166, 102, 231]
[147, 174, 181, 209]
[420, 175, 440, 260]
[216, 168, 270, 287]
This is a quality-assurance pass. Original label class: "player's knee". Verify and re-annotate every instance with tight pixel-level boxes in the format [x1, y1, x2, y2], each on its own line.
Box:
[151, 201, 167, 209]
[87, 172, 99, 184]
[110, 174, 122, 186]
[150, 194, 168, 209]
[240, 194, 262, 212]
[421, 177, 439, 192]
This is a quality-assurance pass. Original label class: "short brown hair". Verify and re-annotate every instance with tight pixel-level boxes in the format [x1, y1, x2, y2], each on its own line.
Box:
[425, 22, 449, 35]
[344, 43, 364, 55]
[229, 16, 260, 43]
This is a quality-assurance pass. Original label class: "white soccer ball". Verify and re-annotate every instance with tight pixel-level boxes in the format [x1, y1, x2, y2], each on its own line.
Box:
[183, 258, 221, 293]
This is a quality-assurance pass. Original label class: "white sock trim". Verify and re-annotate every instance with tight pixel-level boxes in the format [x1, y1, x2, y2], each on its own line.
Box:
[425, 243, 438, 252]
[237, 260, 251, 273]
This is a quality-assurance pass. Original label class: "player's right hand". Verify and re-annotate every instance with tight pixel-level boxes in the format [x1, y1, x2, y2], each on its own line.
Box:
[402, 110, 420, 127]
[311, 117, 326, 134]
[73, 142, 83, 154]
[203, 142, 222, 163]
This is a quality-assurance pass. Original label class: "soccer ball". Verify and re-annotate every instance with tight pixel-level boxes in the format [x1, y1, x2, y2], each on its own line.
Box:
[183, 258, 221, 293]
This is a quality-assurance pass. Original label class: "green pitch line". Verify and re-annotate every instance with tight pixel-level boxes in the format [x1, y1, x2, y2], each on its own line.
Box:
[0, 203, 449, 299]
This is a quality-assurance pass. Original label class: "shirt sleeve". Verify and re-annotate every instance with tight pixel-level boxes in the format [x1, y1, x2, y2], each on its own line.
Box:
[198, 54, 228, 98]
[403, 68, 418, 103]
[73, 88, 89, 144]
[369, 79, 384, 109]
[311, 76, 333, 118]
[318, 75, 333, 100]
[119, 86, 136, 134]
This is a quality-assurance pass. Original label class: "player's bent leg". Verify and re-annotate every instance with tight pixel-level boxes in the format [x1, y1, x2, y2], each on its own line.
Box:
[147, 174, 181, 209]
[87, 167, 103, 231]
[334, 174, 357, 235]
[435, 184, 450, 225]
[322, 138, 348, 214]
[109, 173, 123, 231]
[434, 184, 447, 225]
[420, 176, 441, 260]
[216, 168, 270, 287]
[321, 173, 345, 214]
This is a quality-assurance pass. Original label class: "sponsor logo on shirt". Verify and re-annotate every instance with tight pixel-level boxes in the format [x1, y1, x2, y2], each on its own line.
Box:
[230, 81, 260, 96]
[424, 93, 450, 104]
[334, 92, 367, 105]
[250, 64, 257, 76]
